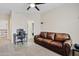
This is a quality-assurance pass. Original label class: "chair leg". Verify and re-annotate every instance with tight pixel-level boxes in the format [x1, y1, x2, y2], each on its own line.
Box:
[21, 39, 23, 44]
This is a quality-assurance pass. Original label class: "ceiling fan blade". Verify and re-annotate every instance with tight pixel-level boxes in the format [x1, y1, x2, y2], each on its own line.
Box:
[35, 6, 40, 11]
[35, 3, 45, 5]
[27, 6, 30, 10]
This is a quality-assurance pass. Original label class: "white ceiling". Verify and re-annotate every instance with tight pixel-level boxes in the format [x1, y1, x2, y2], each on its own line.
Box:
[38, 3, 64, 14]
[0, 3, 64, 14]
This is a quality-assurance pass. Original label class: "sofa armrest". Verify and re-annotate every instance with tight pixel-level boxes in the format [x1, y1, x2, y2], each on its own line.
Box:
[63, 40, 72, 55]
[34, 35, 40, 40]
[64, 40, 72, 47]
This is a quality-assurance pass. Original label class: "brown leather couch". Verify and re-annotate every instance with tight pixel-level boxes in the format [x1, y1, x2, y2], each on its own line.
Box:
[34, 32, 72, 56]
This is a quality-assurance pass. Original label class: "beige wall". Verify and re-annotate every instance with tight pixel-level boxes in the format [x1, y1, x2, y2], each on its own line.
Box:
[41, 4, 79, 44]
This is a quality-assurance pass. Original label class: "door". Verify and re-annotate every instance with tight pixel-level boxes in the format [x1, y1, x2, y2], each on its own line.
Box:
[27, 21, 34, 42]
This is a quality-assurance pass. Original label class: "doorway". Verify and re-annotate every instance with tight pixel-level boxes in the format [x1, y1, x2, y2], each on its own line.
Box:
[0, 19, 10, 46]
[0, 20, 8, 40]
[27, 21, 35, 43]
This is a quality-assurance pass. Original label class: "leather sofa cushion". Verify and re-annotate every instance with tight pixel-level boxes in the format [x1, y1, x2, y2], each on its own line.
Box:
[50, 41, 63, 48]
[40, 32, 47, 38]
[37, 38, 44, 41]
[55, 33, 69, 42]
[47, 32, 55, 40]
[38, 38, 52, 44]
[43, 39, 52, 43]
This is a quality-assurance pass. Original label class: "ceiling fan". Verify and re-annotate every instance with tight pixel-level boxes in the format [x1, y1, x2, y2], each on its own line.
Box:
[27, 3, 45, 11]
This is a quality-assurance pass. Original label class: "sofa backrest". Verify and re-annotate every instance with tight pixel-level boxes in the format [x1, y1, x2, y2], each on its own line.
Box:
[47, 32, 55, 40]
[39, 32, 71, 42]
[40, 32, 47, 38]
[40, 32, 56, 40]
[55, 33, 70, 42]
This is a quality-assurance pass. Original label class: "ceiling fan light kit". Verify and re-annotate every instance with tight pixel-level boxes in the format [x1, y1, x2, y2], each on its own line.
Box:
[27, 3, 45, 11]
[30, 3, 35, 8]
